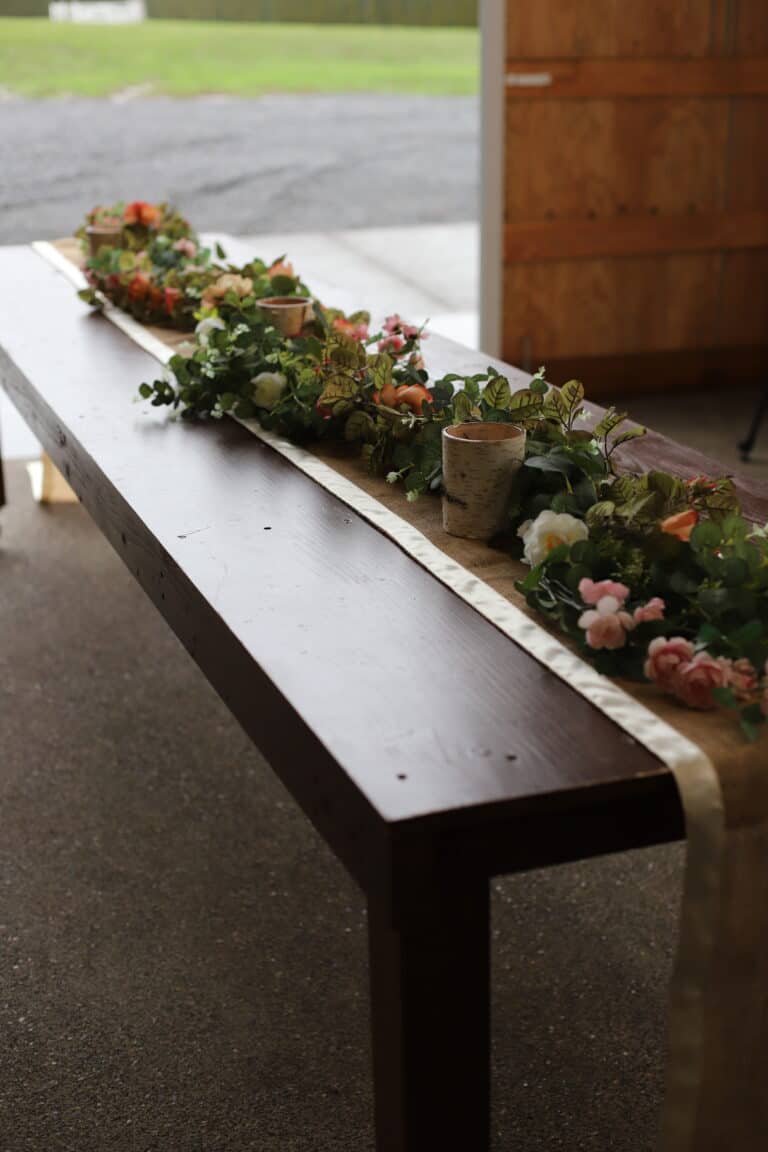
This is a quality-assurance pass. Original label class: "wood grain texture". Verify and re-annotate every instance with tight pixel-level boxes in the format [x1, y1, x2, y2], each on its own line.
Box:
[0, 244, 687, 894]
[507, 0, 713, 59]
[542, 346, 768, 400]
[503, 254, 724, 361]
[505, 58, 768, 99]
[505, 99, 729, 222]
[504, 210, 768, 262]
[500, 0, 768, 393]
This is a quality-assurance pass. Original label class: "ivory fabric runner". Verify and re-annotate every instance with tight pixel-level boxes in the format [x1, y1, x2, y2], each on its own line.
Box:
[36, 238, 768, 1150]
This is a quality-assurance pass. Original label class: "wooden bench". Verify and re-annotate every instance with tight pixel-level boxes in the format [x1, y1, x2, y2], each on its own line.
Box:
[3, 242, 767, 1149]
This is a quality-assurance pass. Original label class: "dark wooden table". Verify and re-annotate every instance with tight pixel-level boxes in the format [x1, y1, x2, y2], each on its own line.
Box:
[2, 244, 766, 1150]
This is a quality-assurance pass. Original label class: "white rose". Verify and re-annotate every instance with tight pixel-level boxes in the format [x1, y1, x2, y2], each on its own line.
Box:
[517, 510, 588, 566]
[195, 316, 226, 347]
[251, 371, 287, 410]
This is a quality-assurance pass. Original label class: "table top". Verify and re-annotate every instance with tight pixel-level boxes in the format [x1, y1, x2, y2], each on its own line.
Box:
[3, 240, 767, 894]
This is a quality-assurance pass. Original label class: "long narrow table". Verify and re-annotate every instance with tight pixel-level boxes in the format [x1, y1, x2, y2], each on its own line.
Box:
[2, 242, 767, 1149]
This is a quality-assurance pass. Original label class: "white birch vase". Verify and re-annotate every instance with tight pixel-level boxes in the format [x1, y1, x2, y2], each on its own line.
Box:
[442, 422, 526, 540]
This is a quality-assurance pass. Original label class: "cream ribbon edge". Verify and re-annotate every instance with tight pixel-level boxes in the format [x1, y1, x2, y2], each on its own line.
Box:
[33, 238, 724, 1148]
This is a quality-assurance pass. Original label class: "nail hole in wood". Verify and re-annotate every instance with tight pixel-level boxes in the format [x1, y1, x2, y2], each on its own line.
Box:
[397, 773, 407, 781]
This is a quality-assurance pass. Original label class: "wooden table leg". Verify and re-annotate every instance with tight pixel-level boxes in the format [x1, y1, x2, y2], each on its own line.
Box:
[368, 873, 490, 1151]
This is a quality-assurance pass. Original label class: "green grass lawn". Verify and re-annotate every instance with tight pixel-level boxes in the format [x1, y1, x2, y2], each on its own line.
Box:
[0, 18, 478, 98]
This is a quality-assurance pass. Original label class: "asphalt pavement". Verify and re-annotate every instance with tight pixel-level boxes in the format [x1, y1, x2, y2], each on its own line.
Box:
[0, 93, 479, 243]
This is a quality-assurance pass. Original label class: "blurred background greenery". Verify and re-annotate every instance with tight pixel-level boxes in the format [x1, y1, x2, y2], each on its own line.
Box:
[1, 0, 476, 21]
[0, 17, 478, 96]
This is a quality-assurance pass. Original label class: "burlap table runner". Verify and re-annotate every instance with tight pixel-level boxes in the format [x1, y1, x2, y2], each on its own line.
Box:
[39, 238, 768, 1150]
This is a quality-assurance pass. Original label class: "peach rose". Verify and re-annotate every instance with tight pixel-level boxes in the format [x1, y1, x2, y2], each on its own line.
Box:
[578, 595, 635, 651]
[644, 636, 695, 690]
[633, 597, 666, 624]
[578, 578, 630, 606]
[201, 273, 254, 311]
[660, 509, 698, 541]
[673, 652, 730, 710]
[269, 259, 294, 279]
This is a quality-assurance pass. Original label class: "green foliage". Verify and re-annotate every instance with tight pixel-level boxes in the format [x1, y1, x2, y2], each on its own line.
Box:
[82, 198, 768, 736]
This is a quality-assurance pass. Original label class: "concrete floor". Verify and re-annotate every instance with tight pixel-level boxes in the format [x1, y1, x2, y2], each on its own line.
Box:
[0, 458, 681, 1152]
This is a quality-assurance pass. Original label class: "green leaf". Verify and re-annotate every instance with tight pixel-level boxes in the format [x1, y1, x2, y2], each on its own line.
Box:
[319, 373, 358, 406]
[720, 556, 748, 587]
[594, 407, 625, 438]
[452, 391, 473, 423]
[690, 520, 722, 549]
[730, 619, 764, 648]
[741, 702, 765, 726]
[507, 388, 544, 421]
[524, 452, 576, 476]
[481, 376, 511, 410]
[698, 586, 731, 613]
[712, 685, 738, 709]
[234, 398, 255, 420]
[611, 427, 646, 450]
[138, 383, 152, 399]
[740, 718, 760, 743]
[585, 500, 616, 525]
[367, 352, 393, 391]
[560, 378, 585, 414]
[344, 410, 376, 443]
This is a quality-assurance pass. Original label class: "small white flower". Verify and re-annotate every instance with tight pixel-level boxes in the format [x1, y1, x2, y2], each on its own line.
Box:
[251, 371, 287, 410]
[517, 509, 588, 566]
[195, 316, 226, 347]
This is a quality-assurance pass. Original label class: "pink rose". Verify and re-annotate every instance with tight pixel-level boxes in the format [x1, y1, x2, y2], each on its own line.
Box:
[633, 597, 666, 624]
[673, 652, 730, 710]
[728, 657, 757, 699]
[333, 315, 370, 341]
[379, 333, 405, 355]
[644, 636, 695, 689]
[383, 314, 402, 334]
[173, 238, 197, 258]
[578, 578, 630, 606]
[578, 595, 635, 650]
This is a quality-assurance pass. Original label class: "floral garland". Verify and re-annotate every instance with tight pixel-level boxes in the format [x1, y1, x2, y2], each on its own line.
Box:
[76, 202, 768, 738]
[77, 200, 312, 329]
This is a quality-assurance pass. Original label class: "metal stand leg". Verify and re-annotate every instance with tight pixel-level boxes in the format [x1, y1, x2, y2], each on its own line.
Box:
[739, 382, 768, 461]
[368, 873, 490, 1151]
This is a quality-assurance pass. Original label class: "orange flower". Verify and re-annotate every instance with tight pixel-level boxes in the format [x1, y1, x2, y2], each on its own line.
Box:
[394, 384, 433, 416]
[660, 508, 698, 541]
[373, 382, 433, 416]
[124, 201, 162, 228]
[164, 286, 181, 316]
[127, 272, 151, 301]
[148, 285, 164, 310]
[269, 259, 294, 279]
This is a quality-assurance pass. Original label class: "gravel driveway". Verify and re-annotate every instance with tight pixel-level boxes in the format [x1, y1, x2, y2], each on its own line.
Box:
[0, 93, 478, 243]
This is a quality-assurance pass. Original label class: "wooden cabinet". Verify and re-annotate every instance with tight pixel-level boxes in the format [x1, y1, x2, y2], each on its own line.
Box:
[482, 0, 768, 396]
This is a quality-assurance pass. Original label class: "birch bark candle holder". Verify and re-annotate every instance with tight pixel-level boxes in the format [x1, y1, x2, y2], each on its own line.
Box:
[256, 296, 313, 338]
[442, 422, 526, 540]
